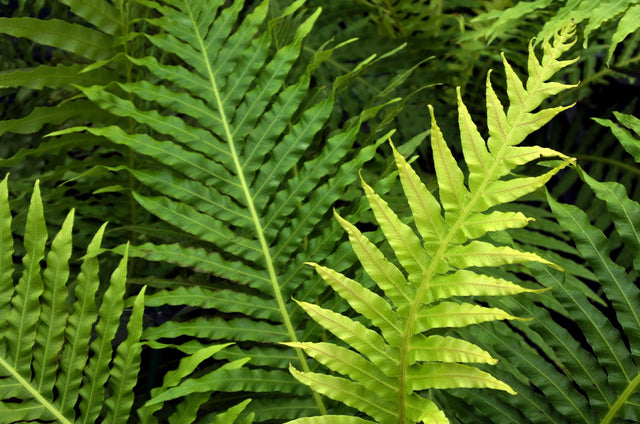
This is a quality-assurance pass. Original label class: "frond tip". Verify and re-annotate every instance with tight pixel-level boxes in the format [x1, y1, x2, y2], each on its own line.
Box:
[287, 23, 578, 424]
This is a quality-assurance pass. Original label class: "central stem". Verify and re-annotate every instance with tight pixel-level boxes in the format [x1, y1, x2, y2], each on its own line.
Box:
[184, 1, 326, 415]
[396, 74, 550, 421]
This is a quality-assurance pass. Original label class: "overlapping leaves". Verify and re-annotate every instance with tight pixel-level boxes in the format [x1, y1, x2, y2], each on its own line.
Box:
[0, 0, 124, 158]
[48, 0, 405, 420]
[286, 22, 578, 424]
[469, 0, 640, 63]
[0, 175, 255, 424]
[0, 0, 146, 243]
[444, 110, 640, 424]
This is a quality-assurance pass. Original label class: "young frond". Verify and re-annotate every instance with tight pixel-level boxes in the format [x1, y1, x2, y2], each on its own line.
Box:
[287, 21, 578, 424]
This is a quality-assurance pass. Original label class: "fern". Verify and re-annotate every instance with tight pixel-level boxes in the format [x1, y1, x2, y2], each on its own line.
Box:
[0, 0, 125, 157]
[441, 111, 640, 423]
[309, 0, 493, 147]
[284, 21, 578, 424]
[594, 112, 640, 164]
[462, 0, 640, 115]
[469, 0, 640, 61]
[137, 341, 256, 424]
[346, 0, 454, 39]
[0, 175, 257, 423]
[46, 0, 408, 420]
[0, 0, 155, 249]
[0, 175, 142, 423]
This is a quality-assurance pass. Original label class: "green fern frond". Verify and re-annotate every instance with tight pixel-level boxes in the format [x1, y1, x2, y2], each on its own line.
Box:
[449, 183, 640, 423]
[286, 21, 578, 424]
[468, 0, 640, 64]
[137, 342, 255, 424]
[0, 175, 143, 423]
[0, 0, 151, 247]
[47, 0, 408, 421]
[469, 0, 553, 43]
[549, 180, 640, 419]
[594, 112, 640, 164]
[0, 176, 252, 423]
[0, 0, 125, 138]
[346, 0, 452, 39]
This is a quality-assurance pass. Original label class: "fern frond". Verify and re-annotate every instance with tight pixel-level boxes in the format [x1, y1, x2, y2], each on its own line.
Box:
[137, 342, 256, 424]
[0, 0, 166, 254]
[0, 17, 112, 60]
[595, 112, 640, 164]
[346, 0, 454, 39]
[468, 0, 640, 65]
[0, 0, 123, 136]
[46, 0, 408, 420]
[0, 176, 252, 423]
[287, 21, 578, 423]
[454, 189, 640, 423]
[0, 176, 142, 423]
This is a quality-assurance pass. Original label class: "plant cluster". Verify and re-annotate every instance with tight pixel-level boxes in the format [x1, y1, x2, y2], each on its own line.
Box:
[1, 1, 640, 423]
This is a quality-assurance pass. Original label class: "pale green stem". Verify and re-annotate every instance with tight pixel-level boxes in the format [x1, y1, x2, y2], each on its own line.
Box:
[184, 2, 326, 415]
[398, 55, 577, 422]
[0, 356, 72, 424]
[576, 154, 640, 177]
[119, 0, 138, 284]
[600, 373, 640, 424]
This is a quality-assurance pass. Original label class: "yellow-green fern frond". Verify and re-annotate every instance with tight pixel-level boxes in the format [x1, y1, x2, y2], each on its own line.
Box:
[287, 21, 578, 424]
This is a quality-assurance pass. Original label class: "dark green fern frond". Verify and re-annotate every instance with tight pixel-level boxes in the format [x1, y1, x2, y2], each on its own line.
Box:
[285, 22, 578, 424]
[0, 0, 154, 245]
[0, 0, 126, 153]
[49, 0, 408, 421]
[346, 0, 464, 39]
[137, 341, 256, 424]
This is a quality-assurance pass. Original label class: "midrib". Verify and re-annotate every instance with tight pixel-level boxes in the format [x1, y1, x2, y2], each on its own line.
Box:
[397, 78, 553, 422]
[0, 355, 72, 424]
[185, 2, 326, 414]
